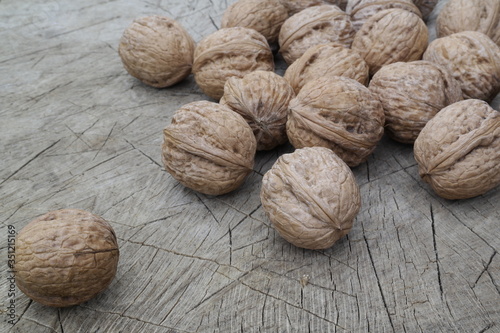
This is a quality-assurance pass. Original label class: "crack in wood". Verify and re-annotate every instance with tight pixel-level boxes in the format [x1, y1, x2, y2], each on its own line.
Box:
[478, 322, 496, 333]
[1, 139, 61, 186]
[57, 308, 65, 333]
[238, 280, 348, 331]
[438, 201, 497, 252]
[430, 204, 444, 298]
[79, 304, 193, 333]
[11, 314, 59, 333]
[125, 139, 162, 168]
[363, 235, 395, 332]
[93, 122, 116, 160]
[194, 193, 221, 225]
[83, 148, 134, 174]
[48, 16, 121, 39]
[473, 251, 497, 288]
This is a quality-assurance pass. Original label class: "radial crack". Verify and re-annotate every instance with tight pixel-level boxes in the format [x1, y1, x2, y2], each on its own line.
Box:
[430, 204, 444, 298]
[363, 235, 395, 332]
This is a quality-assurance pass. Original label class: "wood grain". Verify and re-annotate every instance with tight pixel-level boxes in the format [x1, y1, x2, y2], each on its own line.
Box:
[1, 0, 499, 332]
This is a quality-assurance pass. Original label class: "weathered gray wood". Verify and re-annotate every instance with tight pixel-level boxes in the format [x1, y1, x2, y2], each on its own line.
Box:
[1, 0, 499, 332]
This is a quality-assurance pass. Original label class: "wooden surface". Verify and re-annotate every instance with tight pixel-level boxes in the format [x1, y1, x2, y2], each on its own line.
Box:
[1, 0, 499, 332]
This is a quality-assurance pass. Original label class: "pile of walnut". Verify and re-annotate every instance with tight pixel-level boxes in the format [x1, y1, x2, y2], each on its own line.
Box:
[118, 0, 500, 250]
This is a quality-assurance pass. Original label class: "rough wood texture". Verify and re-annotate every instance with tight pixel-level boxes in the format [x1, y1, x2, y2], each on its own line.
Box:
[1, 0, 499, 332]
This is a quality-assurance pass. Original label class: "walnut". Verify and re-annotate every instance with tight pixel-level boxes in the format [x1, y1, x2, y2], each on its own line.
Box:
[162, 101, 257, 195]
[284, 43, 369, 94]
[436, 0, 500, 47]
[278, 5, 355, 65]
[220, 71, 295, 151]
[192, 27, 274, 100]
[351, 8, 428, 76]
[423, 31, 500, 102]
[412, 0, 438, 20]
[118, 15, 195, 88]
[279, 0, 348, 15]
[286, 76, 385, 167]
[221, 0, 289, 45]
[15, 209, 119, 307]
[369, 61, 463, 144]
[260, 147, 361, 249]
[414, 99, 500, 200]
[346, 0, 422, 31]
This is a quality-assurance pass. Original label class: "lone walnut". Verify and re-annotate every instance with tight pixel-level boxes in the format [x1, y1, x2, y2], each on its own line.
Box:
[15, 209, 119, 307]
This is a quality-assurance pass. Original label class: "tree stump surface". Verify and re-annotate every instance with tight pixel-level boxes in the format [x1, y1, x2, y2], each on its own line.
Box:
[1, 0, 499, 332]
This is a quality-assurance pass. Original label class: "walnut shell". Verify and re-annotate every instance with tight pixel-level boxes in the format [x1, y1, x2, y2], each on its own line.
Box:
[346, 0, 422, 31]
[414, 99, 500, 200]
[284, 43, 369, 94]
[192, 27, 274, 100]
[278, 5, 355, 65]
[369, 60, 463, 144]
[118, 15, 195, 88]
[221, 0, 289, 44]
[351, 8, 428, 76]
[436, 0, 500, 46]
[260, 146, 361, 250]
[423, 31, 500, 102]
[220, 71, 295, 151]
[412, 0, 438, 20]
[15, 209, 119, 307]
[162, 101, 256, 195]
[286, 76, 385, 167]
[279, 0, 348, 15]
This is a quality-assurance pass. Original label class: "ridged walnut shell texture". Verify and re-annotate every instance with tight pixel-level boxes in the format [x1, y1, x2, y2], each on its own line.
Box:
[192, 27, 274, 100]
[346, 0, 422, 31]
[423, 31, 500, 102]
[414, 99, 500, 200]
[260, 147, 361, 250]
[278, 5, 355, 65]
[220, 71, 295, 151]
[287, 76, 385, 167]
[279, 0, 348, 15]
[369, 61, 463, 144]
[351, 8, 428, 76]
[118, 15, 195, 88]
[221, 0, 289, 44]
[162, 101, 256, 196]
[437, 0, 500, 46]
[284, 43, 369, 94]
[412, 0, 438, 20]
[15, 209, 119, 307]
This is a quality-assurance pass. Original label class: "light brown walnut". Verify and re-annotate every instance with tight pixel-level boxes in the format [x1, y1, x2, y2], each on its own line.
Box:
[351, 8, 428, 76]
[260, 147, 361, 250]
[284, 43, 369, 94]
[192, 27, 274, 100]
[118, 15, 195, 88]
[437, 0, 500, 46]
[369, 61, 463, 144]
[346, 0, 422, 31]
[15, 209, 119, 307]
[286, 76, 385, 167]
[162, 101, 257, 195]
[412, 0, 438, 20]
[220, 71, 295, 151]
[423, 31, 500, 102]
[414, 99, 500, 200]
[221, 0, 289, 44]
[278, 5, 355, 65]
[279, 0, 348, 15]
